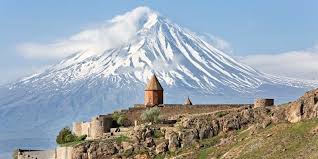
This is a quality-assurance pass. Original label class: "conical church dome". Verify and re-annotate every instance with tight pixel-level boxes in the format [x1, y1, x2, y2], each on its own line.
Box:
[184, 97, 193, 105]
[145, 74, 163, 91]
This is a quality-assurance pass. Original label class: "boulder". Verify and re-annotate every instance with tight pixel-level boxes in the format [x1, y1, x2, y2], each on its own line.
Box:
[155, 140, 168, 154]
[122, 142, 133, 152]
[144, 137, 155, 147]
[165, 131, 180, 151]
[134, 154, 150, 159]
[286, 89, 318, 123]
[198, 126, 213, 139]
[178, 128, 198, 148]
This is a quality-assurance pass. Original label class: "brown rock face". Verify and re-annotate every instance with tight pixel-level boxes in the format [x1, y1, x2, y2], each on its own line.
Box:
[286, 89, 318, 123]
[144, 137, 155, 147]
[155, 140, 168, 154]
[72, 141, 119, 159]
[178, 129, 198, 148]
[165, 131, 180, 152]
[134, 154, 150, 159]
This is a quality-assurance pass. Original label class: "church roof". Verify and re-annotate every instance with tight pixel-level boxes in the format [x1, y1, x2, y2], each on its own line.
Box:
[145, 74, 164, 91]
[184, 97, 193, 105]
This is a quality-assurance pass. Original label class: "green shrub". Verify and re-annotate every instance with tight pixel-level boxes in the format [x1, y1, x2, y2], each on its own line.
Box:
[56, 127, 87, 145]
[77, 134, 87, 141]
[112, 112, 121, 121]
[117, 115, 128, 126]
[112, 112, 128, 126]
[56, 127, 74, 144]
[215, 111, 228, 118]
[115, 135, 129, 143]
[141, 107, 160, 124]
[153, 129, 164, 138]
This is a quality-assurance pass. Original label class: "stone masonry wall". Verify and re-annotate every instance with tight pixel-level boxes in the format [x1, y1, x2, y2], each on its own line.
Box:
[124, 104, 251, 123]
[254, 99, 274, 108]
[90, 117, 104, 139]
[17, 150, 55, 159]
[56, 147, 73, 159]
[72, 122, 82, 137]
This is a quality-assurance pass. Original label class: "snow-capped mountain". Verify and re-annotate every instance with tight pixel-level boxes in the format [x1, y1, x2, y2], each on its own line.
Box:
[0, 6, 317, 154]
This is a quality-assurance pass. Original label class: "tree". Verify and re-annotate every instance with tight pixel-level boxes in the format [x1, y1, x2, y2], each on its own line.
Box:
[56, 127, 74, 144]
[56, 127, 86, 145]
[141, 107, 160, 124]
[112, 112, 128, 126]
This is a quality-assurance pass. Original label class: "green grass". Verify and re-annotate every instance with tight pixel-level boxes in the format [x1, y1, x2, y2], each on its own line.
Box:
[115, 134, 129, 143]
[232, 119, 318, 159]
[153, 129, 164, 138]
[60, 140, 86, 147]
[215, 111, 228, 118]
[198, 149, 208, 159]
[194, 118, 318, 159]
[154, 154, 165, 159]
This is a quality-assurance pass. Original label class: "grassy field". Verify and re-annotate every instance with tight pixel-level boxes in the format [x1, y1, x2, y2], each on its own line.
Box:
[170, 118, 318, 159]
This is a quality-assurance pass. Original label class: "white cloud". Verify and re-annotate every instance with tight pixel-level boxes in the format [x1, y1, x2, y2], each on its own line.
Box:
[0, 65, 51, 85]
[200, 33, 233, 54]
[239, 45, 318, 80]
[16, 6, 157, 59]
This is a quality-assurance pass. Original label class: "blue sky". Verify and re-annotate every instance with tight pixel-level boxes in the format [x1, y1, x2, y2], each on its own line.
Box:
[0, 0, 318, 84]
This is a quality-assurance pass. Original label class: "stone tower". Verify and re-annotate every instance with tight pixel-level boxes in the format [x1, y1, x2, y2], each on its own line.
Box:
[145, 74, 164, 106]
[184, 97, 193, 105]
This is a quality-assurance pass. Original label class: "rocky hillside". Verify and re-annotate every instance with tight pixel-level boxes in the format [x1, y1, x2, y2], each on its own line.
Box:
[69, 88, 318, 159]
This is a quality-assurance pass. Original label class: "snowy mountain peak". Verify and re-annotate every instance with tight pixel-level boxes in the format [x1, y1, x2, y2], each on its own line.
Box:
[111, 6, 160, 30]
[16, 6, 318, 94]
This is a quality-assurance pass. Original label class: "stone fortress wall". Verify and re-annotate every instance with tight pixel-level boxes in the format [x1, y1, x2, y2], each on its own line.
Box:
[17, 147, 74, 159]
[124, 104, 252, 122]
[56, 147, 73, 159]
[72, 115, 113, 139]
[254, 99, 274, 108]
[72, 103, 254, 140]
[17, 149, 55, 159]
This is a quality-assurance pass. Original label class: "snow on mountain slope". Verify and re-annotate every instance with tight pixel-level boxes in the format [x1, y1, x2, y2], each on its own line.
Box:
[0, 6, 317, 154]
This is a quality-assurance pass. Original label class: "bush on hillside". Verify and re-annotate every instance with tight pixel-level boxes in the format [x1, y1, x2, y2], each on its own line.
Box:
[56, 127, 87, 145]
[141, 107, 160, 124]
[112, 112, 128, 126]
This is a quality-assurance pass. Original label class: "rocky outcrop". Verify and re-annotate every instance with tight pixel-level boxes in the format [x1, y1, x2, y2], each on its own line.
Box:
[155, 140, 168, 154]
[72, 140, 119, 159]
[286, 88, 318, 123]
